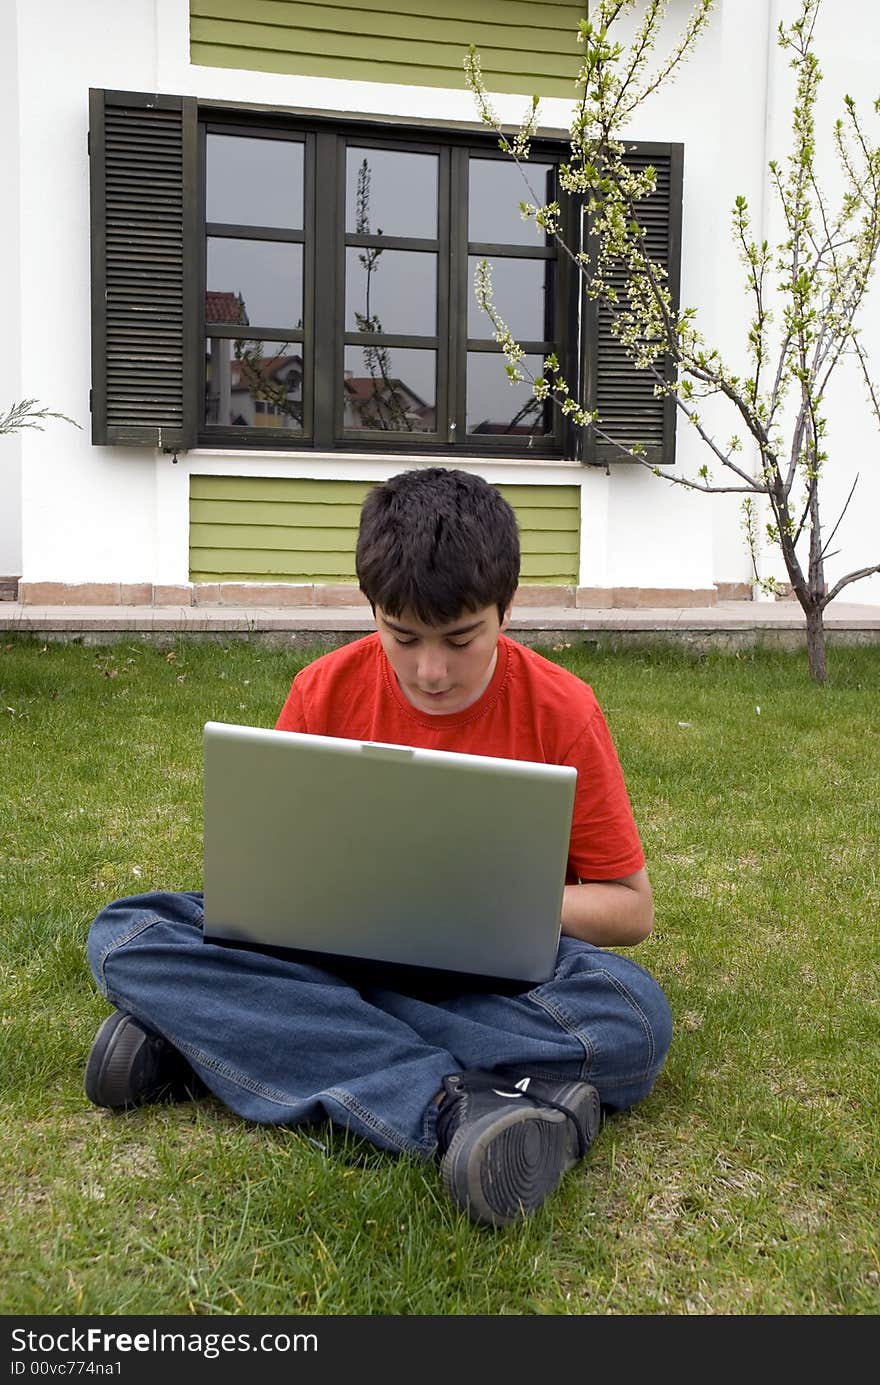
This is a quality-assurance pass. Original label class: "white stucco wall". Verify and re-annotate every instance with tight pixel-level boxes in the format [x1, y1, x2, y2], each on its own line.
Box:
[5, 0, 879, 602]
[0, 0, 23, 577]
[770, 0, 880, 604]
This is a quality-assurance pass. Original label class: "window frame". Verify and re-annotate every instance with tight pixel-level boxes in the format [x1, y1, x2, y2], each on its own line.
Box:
[196, 106, 579, 459]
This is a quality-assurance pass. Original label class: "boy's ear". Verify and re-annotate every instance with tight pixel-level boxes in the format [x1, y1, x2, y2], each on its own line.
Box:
[500, 601, 513, 631]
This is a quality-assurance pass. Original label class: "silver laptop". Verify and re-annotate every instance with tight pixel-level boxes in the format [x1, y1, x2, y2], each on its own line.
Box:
[202, 721, 576, 984]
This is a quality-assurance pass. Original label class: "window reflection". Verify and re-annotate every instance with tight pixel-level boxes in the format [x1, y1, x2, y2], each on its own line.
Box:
[466, 353, 551, 436]
[343, 346, 435, 432]
[205, 339, 303, 431]
[207, 239, 303, 329]
[468, 158, 554, 245]
[206, 135, 304, 228]
[345, 248, 436, 334]
[200, 125, 564, 449]
[346, 149, 438, 238]
[468, 256, 555, 341]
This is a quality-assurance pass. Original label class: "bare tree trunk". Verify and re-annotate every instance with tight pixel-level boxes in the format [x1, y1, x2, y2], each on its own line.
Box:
[805, 603, 827, 684]
[773, 487, 828, 683]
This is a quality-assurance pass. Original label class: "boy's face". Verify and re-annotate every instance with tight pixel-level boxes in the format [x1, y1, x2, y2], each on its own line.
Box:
[375, 602, 511, 716]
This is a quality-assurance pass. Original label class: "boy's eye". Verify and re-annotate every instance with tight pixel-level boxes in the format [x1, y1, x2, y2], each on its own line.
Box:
[393, 636, 417, 647]
[448, 639, 473, 649]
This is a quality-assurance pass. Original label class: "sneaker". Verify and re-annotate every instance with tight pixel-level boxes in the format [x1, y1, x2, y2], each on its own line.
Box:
[84, 1010, 205, 1110]
[436, 1070, 601, 1228]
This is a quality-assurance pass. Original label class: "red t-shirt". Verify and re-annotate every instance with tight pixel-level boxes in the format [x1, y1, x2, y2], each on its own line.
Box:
[275, 632, 644, 883]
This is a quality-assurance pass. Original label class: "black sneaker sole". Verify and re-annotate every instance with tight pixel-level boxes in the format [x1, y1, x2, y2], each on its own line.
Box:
[440, 1083, 601, 1228]
[84, 1012, 153, 1109]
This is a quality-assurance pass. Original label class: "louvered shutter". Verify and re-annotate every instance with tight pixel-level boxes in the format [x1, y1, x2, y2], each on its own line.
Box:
[89, 89, 198, 447]
[583, 141, 683, 467]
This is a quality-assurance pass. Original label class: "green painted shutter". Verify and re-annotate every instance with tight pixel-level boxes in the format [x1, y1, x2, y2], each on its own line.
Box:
[585, 142, 684, 467]
[89, 89, 199, 447]
[189, 476, 579, 584]
[189, 1, 587, 97]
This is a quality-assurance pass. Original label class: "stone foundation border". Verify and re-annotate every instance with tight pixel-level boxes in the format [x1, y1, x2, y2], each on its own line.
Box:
[13, 580, 755, 608]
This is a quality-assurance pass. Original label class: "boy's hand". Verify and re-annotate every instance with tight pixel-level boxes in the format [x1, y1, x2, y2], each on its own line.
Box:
[560, 868, 654, 947]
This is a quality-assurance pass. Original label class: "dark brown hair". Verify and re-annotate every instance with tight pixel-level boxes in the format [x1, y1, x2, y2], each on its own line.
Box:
[356, 468, 520, 624]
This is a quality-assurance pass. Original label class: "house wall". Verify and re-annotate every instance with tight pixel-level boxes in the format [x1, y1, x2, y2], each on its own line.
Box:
[188, 476, 580, 586]
[0, 0, 23, 584]
[190, 0, 588, 98]
[6, 0, 880, 605]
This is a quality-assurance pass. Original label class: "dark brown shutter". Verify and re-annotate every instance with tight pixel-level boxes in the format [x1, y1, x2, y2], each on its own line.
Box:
[583, 141, 683, 466]
[89, 89, 198, 447]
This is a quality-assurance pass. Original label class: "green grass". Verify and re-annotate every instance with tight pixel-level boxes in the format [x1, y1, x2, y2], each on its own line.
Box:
[1, 636, 878, 1315]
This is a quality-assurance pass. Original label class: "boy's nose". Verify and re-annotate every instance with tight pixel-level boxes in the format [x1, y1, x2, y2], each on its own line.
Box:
[417, 647, 448, 686]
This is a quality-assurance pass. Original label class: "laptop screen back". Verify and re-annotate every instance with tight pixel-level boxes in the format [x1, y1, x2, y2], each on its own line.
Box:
[202, 722, 576, 983]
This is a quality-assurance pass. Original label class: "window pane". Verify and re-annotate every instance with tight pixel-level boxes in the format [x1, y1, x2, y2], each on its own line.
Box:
[343, 346, 436, 433]
[206, 135, 304, 228]
[205, 339, 303, 431]
[466, 353, 552, 437]
[468, 158, 554, 245]
[345, 248, 436, 334]
[346, 148, 438, 238]
[207, 239, 303, 330]
[468, 256, 555, 341]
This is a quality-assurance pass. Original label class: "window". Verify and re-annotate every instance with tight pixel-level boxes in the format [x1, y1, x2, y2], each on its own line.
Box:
[205, 130, 306, 436]
[199, 120, 574, 455]
[89, 90, 682, 465]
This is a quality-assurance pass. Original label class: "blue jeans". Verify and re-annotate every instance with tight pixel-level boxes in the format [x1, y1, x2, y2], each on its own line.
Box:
[87, 891, 672, 1157]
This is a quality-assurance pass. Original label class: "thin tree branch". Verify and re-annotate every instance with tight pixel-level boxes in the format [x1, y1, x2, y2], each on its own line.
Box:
[820, 474, 859, 558]
[852, 336, 880, 425]
[0, 398, 79, 434]
[624, 0, 715, 114]
[822, 562, 880, 608]
[606, 0, 662, 126]
[588, 421, 769, 492]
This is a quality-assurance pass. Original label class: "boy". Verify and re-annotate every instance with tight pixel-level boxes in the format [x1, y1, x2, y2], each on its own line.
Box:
[84, 467, 671, 1228]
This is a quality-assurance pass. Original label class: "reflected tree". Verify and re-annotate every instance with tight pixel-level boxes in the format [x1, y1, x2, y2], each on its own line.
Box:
[234, 338, 303, 428]
[352, 158, 417, 430]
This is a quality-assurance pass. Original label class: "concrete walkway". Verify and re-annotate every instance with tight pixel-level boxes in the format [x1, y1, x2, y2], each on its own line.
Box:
[2, 598, 879, 649]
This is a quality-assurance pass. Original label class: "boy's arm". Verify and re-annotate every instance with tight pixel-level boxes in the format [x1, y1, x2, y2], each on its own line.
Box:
[560, 868, 654, 947]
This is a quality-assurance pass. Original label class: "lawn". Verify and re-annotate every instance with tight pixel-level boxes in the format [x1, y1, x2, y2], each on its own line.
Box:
[1, 636, 878, 1315]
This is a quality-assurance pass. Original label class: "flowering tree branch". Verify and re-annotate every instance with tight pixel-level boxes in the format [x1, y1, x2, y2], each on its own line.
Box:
[465, 0, 880, 681]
